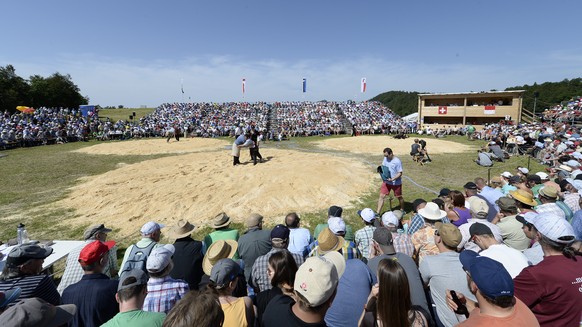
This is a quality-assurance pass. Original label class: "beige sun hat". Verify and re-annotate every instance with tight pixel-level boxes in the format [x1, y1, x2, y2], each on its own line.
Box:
[169, 220, 196, 239]
[202, 240, 238, 275]
[211, 212, 231, 229]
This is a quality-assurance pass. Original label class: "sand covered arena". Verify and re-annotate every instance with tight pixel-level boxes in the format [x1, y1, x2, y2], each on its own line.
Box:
[57, 136, 473, 236]
[315, 136, 473, 155]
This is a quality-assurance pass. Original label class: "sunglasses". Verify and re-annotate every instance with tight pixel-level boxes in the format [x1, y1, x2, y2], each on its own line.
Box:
[434, 229, 440, 236]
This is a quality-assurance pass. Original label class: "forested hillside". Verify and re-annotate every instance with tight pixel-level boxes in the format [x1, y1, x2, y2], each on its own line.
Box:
[505, 78, 582, 112]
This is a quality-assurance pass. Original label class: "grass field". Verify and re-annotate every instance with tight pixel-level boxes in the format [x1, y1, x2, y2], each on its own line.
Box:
[98, 108, 155, 122]
[0, 134, 546, 277]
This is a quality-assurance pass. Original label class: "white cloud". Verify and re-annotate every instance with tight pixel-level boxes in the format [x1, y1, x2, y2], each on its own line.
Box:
[2, 52, 580, 108]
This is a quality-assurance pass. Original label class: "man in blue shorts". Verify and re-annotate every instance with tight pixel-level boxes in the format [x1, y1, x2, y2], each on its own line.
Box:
[377, 147, 404, 214]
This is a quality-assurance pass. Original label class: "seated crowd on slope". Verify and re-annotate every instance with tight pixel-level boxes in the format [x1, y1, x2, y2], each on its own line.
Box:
[1, 159, 582, 327]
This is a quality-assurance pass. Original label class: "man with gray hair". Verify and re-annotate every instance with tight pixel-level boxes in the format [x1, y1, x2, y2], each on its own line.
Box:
[57, 224, 118, 294]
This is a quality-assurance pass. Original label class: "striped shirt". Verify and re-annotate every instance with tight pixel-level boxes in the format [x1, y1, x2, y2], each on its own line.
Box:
[251, 248, 304, 292]
[143, 275, 189, 314]
[0, 274, 60, 306]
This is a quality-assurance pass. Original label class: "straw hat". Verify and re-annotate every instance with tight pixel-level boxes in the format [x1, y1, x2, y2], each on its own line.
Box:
[317, 228, 345, 254]
[169, 220, 196, 239]
[202, 240, 238, 275]
[509, 189, 538, 207]
[211, 212, 231, 229]
[417, 202, 446, 221]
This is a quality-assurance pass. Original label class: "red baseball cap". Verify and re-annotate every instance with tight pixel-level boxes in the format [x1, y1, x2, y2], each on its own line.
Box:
[78, 240, 115, 266]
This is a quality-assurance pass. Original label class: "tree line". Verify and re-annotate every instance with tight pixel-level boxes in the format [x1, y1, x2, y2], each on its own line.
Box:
[505, 78, 582, 113]
[0, 65, 88, 113]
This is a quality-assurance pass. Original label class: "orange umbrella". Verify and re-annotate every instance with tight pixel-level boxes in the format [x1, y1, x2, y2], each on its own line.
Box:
[16, 106, 35, 114]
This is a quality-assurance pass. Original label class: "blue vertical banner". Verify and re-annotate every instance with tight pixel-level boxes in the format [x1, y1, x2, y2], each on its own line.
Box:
[302, 78, 307, 93]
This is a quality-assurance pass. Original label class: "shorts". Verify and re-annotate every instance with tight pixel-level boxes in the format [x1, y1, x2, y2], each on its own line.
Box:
[380, 182, 402, 197]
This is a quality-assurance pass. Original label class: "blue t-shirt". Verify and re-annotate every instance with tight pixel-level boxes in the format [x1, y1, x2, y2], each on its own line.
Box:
[325, 260, 376, 327]
[382, 156, 403, 185]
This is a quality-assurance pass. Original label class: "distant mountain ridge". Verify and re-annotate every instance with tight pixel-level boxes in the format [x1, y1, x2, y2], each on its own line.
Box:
[371, 77, 582, 117]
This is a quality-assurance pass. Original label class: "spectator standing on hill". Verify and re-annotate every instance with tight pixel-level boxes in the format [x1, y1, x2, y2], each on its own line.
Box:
[168, 220, 204, 291]
[0, 243, 60, 306]
[57, 223, 118, 294]
[102, 269, 166, 327]
[62, 240, 119, 327]
[377, 147, 404, 213]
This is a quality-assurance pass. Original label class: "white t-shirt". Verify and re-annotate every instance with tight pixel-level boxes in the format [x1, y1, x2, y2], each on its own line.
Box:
[480, 244, 529, 278]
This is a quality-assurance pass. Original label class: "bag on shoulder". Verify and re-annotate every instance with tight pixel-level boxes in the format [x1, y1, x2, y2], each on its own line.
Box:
[119, 241, 157, 278]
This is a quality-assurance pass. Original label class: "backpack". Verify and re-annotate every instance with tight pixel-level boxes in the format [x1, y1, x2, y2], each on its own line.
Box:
[119, 241, 157, 278]
[377, 165, 391, 182]
[555, 200, 574, 222]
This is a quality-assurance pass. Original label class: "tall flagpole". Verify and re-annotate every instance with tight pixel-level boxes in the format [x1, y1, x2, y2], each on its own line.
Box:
[181, 78, 184, 103]
[242, 78, 246, 102]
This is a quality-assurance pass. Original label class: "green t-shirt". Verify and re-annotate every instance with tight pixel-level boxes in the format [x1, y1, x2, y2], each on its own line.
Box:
[101, 309, 166, 327]
[204, 228, 240, 259]
[313, 224, 355, 242]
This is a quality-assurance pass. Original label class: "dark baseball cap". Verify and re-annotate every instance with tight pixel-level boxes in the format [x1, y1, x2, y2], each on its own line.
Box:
[328, 205, 343, 217]
[118, 269, 148, 292]
[270, 224, 290, 240]
[463, 182, 478, 190]
[459, 251, 514, 299]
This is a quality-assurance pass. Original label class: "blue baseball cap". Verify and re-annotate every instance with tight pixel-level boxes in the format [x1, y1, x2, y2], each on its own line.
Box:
[459, 251, 514, 299]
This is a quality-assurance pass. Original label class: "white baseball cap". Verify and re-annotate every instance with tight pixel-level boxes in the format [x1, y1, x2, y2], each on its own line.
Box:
[327, 217, 346, 234]
[381, 212, 399, 226]
[146, 244, 175, 273]
[535, 172, 549, 180]
[517, 167, 529, 174]
[501, 171, 513, 178]
[140, 221, 165, 235]
[358, 208, 376, 223]
[529, 214, 576, 244]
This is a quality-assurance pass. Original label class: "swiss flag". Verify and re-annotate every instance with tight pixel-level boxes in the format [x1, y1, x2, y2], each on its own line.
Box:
[438, 106, 448, 114]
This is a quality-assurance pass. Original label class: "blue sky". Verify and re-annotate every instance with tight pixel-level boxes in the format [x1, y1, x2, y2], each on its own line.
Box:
[1, 1, 581, 107]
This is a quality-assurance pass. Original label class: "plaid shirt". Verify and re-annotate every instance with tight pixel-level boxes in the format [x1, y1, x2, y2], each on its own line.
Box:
[307, 240, 361, 259]
[57, 240, 119, 294]
[391, 232, 415, 257]
[355, 226, 376, 259]
[143, 275, 189, 314]
[251, 248, 304, 292]
[407, 214, 450, 235]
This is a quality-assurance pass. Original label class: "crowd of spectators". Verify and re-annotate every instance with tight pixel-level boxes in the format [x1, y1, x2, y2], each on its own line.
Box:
[1, 101, 416, 149]
[1, 187, 581, 326]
